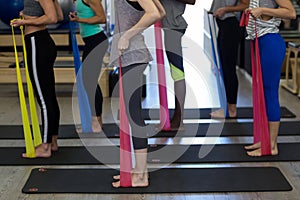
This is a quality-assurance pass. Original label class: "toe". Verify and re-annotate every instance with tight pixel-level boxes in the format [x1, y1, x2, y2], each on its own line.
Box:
[113, 175, 120, 180]
[112, 181, 120, 188]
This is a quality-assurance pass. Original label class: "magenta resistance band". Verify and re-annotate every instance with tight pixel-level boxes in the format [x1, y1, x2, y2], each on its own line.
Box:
[240, 12, 271, 155]
[118, 58, 132, 187]
[154, 22, 171, 131]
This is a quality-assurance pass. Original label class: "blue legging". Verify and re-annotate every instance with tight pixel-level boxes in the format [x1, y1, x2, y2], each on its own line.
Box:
[258, 33, 285, 121]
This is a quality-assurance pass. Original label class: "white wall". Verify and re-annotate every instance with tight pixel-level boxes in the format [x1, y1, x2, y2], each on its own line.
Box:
[183, 0, 213, 49]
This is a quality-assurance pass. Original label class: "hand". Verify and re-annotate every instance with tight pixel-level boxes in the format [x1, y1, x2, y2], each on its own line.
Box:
[118, 35, 129, 56]
[213, 7, 226, 18]
[10, 19, 24, 27]
[19, 11, 24, 18]
[68, 12, 79, 22]
[249, 8, 264, 19]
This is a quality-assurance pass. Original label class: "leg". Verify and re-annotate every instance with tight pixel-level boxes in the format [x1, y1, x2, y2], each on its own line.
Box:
[24, 30, 60, 158]
[246, 122, 279, 156]
[113, 64, 149, 187]
[89, 84, 103, 132]
[22, 143, 51, 158]
[82, 32, 108, 132]
[211, 17, 241, 118]
[164, 29, 186, 129]
[246, 34, 285, 156]
[269, 121, 279, 155]
[95, 84, 103, 127]
[112, 148, 149, 188]
[172, 79, 186, 129]
[51, 135, 58, 151]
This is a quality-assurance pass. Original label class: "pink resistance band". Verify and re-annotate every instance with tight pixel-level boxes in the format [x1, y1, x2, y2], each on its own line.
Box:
[240, 12, 271, 155]
[119, 58, 132, 187]
[154, 22, 171, 131]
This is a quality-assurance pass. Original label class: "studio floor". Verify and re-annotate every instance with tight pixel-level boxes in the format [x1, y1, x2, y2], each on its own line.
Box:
[1, 1, 300, 199]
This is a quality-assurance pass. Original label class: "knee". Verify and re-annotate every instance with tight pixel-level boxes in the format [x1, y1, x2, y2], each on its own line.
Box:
[267, 109, 280, 121]
[170, 63, 185, 81]
[132, 137, 148, 150]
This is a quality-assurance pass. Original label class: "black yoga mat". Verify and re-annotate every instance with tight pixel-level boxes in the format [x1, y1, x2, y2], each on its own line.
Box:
[22, 167, 291, 194]
[148, 143, 300, 164]
[144, 121, 300, 138]
[135, 106, 295, 119]
[2, 143, 300, 166]
[0, 123, 119, 139]
[1, 121, 300, 139]
[120, 121, 299, 137]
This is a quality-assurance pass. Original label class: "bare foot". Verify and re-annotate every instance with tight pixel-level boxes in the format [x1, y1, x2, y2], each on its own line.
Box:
[113, 173, 149, 180]
[92, 116, 102, 133]
[76, 126, 82, 134]
[244, 142, 261, 150]
[97, 116, 103, 127]
[131, 170, 149, 187]
[228, 104, 237, 118]
[210, 108, 237, 118]
[246, 146, 278, 157]
[76, 117, 102, 133]
[210, 109, 226, 118]
[22, 143, 51, 158]
[51, 136, 58, 152]
[113, 175, 120, 180]
[112, 170, 149, 188]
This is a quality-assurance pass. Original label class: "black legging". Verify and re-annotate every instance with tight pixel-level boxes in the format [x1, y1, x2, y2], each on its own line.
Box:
[25, 29, 60, 143]
[122, 64, 151, 150]
[82, 31, 108, 116]
[216, 17, 241, 104]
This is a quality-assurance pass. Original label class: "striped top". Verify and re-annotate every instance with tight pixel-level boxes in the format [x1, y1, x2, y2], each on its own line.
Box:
[246, 0, 281, 40]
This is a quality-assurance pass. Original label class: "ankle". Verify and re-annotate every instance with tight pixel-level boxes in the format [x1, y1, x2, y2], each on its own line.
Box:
[52, 136, 57, 143]
[228, 105, 236, 116]
[37, 143, 51, 152]
[97, 116, 103, 127]
[271, 144, 278, 151]
[132, 171, 147, 181]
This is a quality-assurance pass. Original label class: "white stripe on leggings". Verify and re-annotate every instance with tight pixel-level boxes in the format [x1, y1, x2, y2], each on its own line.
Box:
[30, 36, 48, 143]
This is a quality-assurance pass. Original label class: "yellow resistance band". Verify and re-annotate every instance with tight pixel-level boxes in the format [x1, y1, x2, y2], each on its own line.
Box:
[11, 19, 42, 158]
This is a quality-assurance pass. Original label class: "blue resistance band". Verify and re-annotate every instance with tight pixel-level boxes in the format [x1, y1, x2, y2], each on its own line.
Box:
[69, 22, 93, 132]
[207, 12, 228, 117]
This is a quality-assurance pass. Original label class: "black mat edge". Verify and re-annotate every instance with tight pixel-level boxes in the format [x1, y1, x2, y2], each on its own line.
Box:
[128, 106, 296, 119]
[1, 120, 300, 139]
[2, 143, 300, 166]
[22, 167, 292, 194]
